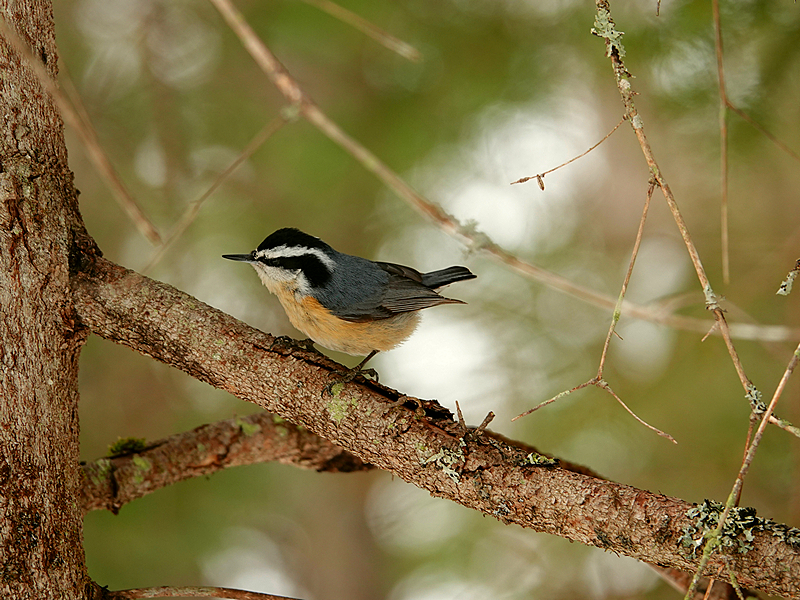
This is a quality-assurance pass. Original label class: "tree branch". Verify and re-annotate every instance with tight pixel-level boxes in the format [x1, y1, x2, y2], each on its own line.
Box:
[81, 411, 372, 514]
[104, 585, 300, 600]
[70, 256, 800, 598]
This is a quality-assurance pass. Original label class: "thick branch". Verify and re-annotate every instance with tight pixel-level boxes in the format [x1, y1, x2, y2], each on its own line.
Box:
[71, 256, 800, 598]
[81, 411, 371, 514]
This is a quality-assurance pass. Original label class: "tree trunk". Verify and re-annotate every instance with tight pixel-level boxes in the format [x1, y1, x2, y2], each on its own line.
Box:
[0, 1, 97, 597]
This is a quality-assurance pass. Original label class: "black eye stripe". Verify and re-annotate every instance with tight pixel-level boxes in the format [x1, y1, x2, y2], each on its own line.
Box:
[260, 254, 332, 288]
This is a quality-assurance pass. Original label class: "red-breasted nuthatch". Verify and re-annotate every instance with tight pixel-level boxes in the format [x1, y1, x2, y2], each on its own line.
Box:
[223, 227, 476, 370]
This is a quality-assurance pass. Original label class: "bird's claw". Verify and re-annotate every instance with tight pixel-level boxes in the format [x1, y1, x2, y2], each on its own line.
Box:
[321, 366, 379, 396]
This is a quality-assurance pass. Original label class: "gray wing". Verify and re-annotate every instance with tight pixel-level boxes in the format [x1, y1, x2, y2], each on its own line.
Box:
[331, 262, 462, 323]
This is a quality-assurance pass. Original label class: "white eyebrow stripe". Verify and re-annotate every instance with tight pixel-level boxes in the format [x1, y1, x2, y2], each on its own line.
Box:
[254, 245, 335, 270]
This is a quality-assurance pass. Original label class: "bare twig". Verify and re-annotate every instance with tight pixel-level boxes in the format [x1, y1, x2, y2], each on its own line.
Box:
[106, 586, 301, 600]
[597, 179, 654, 374]
[299, 0, 421, 62]
[727, 103, 800, 164]
[455, 399, 467, 432]
[685, 342, 800, 598]
[142, 114, 290, 273]
[711, 0, 730, 284]
[701, 577, 716, 600]
[510, 116, 626, 188]
[0, 16, 162, 245]
[512, 380, 592, 421]
[473, 411, 495, 437]
[596, 379, 676, 443]
[513, 375, 675, 443]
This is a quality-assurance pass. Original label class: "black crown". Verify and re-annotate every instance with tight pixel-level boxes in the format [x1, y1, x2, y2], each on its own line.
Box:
[257, 228, 331, 253]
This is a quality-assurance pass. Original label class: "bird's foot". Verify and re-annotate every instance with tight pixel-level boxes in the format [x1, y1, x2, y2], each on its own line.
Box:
[322, 364, 379, 396]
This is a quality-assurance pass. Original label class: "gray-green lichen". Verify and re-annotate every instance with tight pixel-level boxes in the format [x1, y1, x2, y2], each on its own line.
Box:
[703, 284, 721, 311]
[421, 444, 465, 483]
[776, 260, 799, 295]
[591, 8, 625, 58]
[84, 458, 113, 487]
[519, 452, 558, 467]
[680, 499, 800, 556]
[131, 455, 152, 485]
[235, 416, 261, 437]
[745, 383, 766, 415]
[326, 389, 355, 422]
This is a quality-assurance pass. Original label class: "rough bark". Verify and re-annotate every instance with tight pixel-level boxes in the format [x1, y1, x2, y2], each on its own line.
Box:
[0, 1, 98, 597]
[81, 411, 372, 514]
[71, 257, 800, 599]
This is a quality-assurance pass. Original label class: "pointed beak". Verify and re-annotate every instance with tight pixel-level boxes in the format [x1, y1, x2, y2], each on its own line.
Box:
[222, 253, 256, 263]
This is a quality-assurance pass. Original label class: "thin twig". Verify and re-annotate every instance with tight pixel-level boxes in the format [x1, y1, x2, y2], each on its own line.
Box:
[727, 102, 800, 164]
[107, 586, 301, 600]
[510, 116, 626, 188]
[596, 379, 676, 443]
[0, 16, 162, 245]
[473, 411, 495, 437]
[299, 0, 421, 62]
[512, 381, 593, 421]
[455, 400, 467, 432]
[513, 374, 675, 442]
[700, 577, 716, 600]
[597, 179, 654, 374]
[684, 341, 800, 599]
[711, 0, 730, 284]
[142, 114, 289, 273]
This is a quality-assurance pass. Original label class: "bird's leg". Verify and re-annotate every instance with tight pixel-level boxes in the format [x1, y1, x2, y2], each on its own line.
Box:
[351, 350, 379, 378]
[323, 350, 379, 396]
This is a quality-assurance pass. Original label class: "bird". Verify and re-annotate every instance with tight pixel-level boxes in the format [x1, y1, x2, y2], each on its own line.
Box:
[222, 227, 476, 377]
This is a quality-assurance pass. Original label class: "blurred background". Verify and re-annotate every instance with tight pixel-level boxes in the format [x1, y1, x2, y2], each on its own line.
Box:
[54, 0, 800, 598]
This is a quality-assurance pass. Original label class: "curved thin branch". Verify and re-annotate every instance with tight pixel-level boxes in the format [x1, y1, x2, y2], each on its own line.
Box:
[104, 586, 299, 600]
[81, 411, 372, 514]
[70, 256, 800, 599]
[299, 0, 421, 62]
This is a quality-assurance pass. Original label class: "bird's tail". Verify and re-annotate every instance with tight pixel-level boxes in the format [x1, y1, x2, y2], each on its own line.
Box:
[422, 266, 476, 289]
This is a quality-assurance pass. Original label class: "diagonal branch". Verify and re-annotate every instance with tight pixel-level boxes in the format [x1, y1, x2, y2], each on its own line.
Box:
[105, 586, 300, 600]
[81, 411, 372, 514]
[70, 255, 800, 598]
[298, 0, 421, 62]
